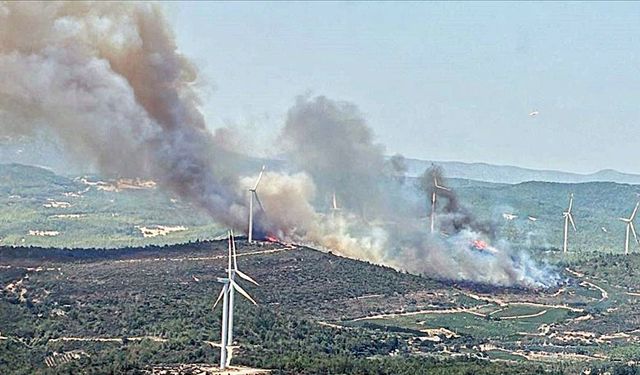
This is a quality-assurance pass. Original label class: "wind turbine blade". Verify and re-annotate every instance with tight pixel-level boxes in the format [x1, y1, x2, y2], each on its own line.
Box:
[231, 229, 238, 271]
[631, 223, 639, 244]
[568, 214, 576, 231]
[254, 192, 266, 213]
[631, 201, 640, 221]
[433, 176, 450, 191]
[227, 231, 232, 277]
[568, 195, 573, 212]
[235, 269, 259, 286]
[230, 279, 257, 305]
[252, 165, 266, 191]
[213, 287, 225, 309]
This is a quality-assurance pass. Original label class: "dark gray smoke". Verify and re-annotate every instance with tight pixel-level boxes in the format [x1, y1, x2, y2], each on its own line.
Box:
[282, 95, 385, 217]
[278, 96, 556, 288]
[387, 153, 407, 184]
[418, 165, 495, 237]
[0, 2, 245, 229]
[0, 3, 558, 288]
[404, 165, 556, 287]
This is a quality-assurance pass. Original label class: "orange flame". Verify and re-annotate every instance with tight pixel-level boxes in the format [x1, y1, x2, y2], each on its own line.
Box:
[472, 239, 488, 250]
[265, 234, 279, 243]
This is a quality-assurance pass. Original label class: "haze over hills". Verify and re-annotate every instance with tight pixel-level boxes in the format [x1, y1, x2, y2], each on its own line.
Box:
[2, 162, 640, 255]
[4, 140, 639, 185]
[404, 158, 640, 185]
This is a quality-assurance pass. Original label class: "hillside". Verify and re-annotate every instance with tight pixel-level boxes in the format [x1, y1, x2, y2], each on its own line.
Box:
[0, 163, 223, 248]
[446, 178, 640, 254]
[2, 163, 640, 255]
[3, 163, 640, 373]
[2, 240, 640, 373]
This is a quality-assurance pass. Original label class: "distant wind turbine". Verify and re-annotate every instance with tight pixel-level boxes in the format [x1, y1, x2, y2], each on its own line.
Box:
[562, 193, 576, 253]
[430, 176, 450, 233]
[620, 201, 640, 255]
[248, 166, 266, 244]
[330, 191, 341, 216]
[529, 110, 539, 117]
[213, 230, 259, 369]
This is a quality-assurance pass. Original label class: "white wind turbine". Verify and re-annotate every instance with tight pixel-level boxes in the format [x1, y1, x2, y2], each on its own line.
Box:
[213, 230, 259, 369]
[562, 193, 576, 253]
[430, 175, 450, 233]
[620, 201, 640, 255]
[248, 165, 266, 244]
[330, 191, 341, 216]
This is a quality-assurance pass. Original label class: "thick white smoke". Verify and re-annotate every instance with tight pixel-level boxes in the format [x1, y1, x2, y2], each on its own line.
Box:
[0, 2, 558, 288]
[252, 96, 559, 288]
[0, 2, 244, 229]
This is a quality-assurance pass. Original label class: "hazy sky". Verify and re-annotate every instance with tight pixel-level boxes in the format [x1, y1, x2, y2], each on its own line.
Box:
[166, 2, 640, 174]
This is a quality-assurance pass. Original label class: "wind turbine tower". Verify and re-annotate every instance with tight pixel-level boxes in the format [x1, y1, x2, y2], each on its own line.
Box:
[562, 193, 577, 253]
[248, 166, 266, 244]
[213, 231, 259, 369]
[430, 175, 450, 233]
[330, 191, 341, 217]
[620, 201, 639, 255]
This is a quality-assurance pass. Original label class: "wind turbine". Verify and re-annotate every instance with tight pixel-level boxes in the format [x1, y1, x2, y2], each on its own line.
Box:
[562, 193, 576, 253]
[430, 175, 450, 233]
[213, 230, 259, 369]
[226, 230, 259, 346]
[247, 165, 266, 244]
[620, 201, 640, 255]
[330, 191, 341, 217]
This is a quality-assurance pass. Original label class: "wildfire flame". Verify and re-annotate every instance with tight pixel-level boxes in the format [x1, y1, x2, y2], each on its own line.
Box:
[265, 234, 279, 243]
[472, 239, 488, 250]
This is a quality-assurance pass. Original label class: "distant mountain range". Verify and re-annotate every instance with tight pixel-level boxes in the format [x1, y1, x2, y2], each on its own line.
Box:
[403, 159, 640, 185]
[2, 137, 639, 185]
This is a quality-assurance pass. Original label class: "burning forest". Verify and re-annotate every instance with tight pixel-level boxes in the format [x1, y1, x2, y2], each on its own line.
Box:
[0, 2, 558, 288]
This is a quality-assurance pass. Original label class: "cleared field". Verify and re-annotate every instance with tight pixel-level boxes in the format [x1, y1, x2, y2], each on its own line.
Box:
[347, 304, 575, 339]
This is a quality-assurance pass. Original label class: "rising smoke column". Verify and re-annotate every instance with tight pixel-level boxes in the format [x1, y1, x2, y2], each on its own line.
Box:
[279, 96, 557, 287]
[405, 165, 558, 288]
[387, 153, 408, 184]
[0, 1, 245, 228]
[417, 165, 495, 237]
[0, 3, 387, 263]
[0, 2, 557, 288]
[282, 95, 386, 217]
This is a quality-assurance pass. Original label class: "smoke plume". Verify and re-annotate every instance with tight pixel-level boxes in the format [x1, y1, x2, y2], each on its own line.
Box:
[0, 1, 244, 229]
[282, 95, 385, 217]
[387, 153, 408, 184]
[418, 165, 495, 237]
[0, 2, 557, 288]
